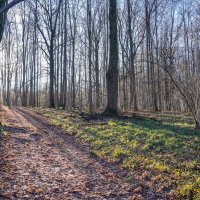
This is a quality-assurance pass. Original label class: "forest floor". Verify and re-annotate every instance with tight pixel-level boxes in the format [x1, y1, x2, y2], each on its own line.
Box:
[0, 107, 199, 200]
[0, 106, 164, 200]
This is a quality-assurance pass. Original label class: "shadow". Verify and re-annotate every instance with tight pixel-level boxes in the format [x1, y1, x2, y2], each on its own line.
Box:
[130, 117, 200, 138]
[71, 111, 198, 137]
[1, 125, 30, 134]
[12, 108, 200, 199]
[13, 107, 168, 199]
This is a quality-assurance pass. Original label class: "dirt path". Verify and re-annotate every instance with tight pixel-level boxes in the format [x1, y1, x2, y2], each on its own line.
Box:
[0, 107, 161, 200]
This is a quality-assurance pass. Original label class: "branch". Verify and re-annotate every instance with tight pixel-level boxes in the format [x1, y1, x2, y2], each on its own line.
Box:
[0, 0, 24, 14]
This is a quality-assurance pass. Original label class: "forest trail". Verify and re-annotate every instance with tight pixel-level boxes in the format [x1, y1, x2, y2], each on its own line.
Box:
[0, 106, 149, 200]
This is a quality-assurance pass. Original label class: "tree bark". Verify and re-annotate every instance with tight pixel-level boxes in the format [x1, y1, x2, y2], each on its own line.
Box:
[49, 34, 55, 108]
[127, 0, 138, 111]
[87, 0, 93, 113]
[104, 0, 119, 115]
[0, 0, 24, 14]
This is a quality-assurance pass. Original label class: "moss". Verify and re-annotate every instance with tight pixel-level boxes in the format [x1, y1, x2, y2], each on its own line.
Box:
[179, 182, 200, 200]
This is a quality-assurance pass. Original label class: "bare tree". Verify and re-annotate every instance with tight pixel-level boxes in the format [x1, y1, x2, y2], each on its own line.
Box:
[104, 0, 119, 115]
[37, 0, 63, 108]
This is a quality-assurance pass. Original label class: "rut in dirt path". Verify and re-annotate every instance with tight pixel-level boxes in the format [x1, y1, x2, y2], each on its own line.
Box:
[0, 107, 161, 200]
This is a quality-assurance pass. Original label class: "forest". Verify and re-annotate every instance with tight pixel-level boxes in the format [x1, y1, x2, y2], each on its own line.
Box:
[0, 0, 200, 199]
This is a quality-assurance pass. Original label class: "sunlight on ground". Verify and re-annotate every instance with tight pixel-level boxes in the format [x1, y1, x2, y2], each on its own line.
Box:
[30, 108, 200, 199]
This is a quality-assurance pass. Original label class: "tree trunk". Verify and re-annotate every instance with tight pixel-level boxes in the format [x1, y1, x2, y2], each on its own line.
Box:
[95, 40, 100, 109]
[0, 0, 6, 42]
[87, 0, 93, 113]
[62, 0, 67, 109]
[127, 0, 138, 111]
[104, 0, 119, 115]
[49, 35, 55, 108]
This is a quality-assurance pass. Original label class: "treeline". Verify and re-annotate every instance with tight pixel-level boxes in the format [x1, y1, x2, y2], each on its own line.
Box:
[0, 0, 200, 126]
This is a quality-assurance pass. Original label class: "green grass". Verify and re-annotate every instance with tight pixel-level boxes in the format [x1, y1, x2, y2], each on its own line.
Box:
[30, 108, 200, 199]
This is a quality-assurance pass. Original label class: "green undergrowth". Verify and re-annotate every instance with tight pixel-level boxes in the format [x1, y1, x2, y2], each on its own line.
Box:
[30, 108, 200, 199]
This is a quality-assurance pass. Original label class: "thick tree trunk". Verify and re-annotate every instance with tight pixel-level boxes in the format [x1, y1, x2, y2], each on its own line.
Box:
[193, 111, 200, 130]
[195, 121, 200, 130]
[104, 0, 119, 115]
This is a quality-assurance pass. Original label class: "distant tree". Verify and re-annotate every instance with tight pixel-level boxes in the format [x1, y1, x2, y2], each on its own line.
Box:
[37, 0, 63, 108]
[87, 0, 93, 113]
[127, 0, 138, 111]
[1, 0, 200, 131]
[159, 1, 200, 129]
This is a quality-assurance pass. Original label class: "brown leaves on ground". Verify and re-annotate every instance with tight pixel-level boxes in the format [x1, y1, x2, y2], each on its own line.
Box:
[0, 107, 128, 200]
[0, 107, 166, 200]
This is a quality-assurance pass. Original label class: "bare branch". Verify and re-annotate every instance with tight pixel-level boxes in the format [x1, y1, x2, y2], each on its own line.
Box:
[0, 0, 24, 14]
